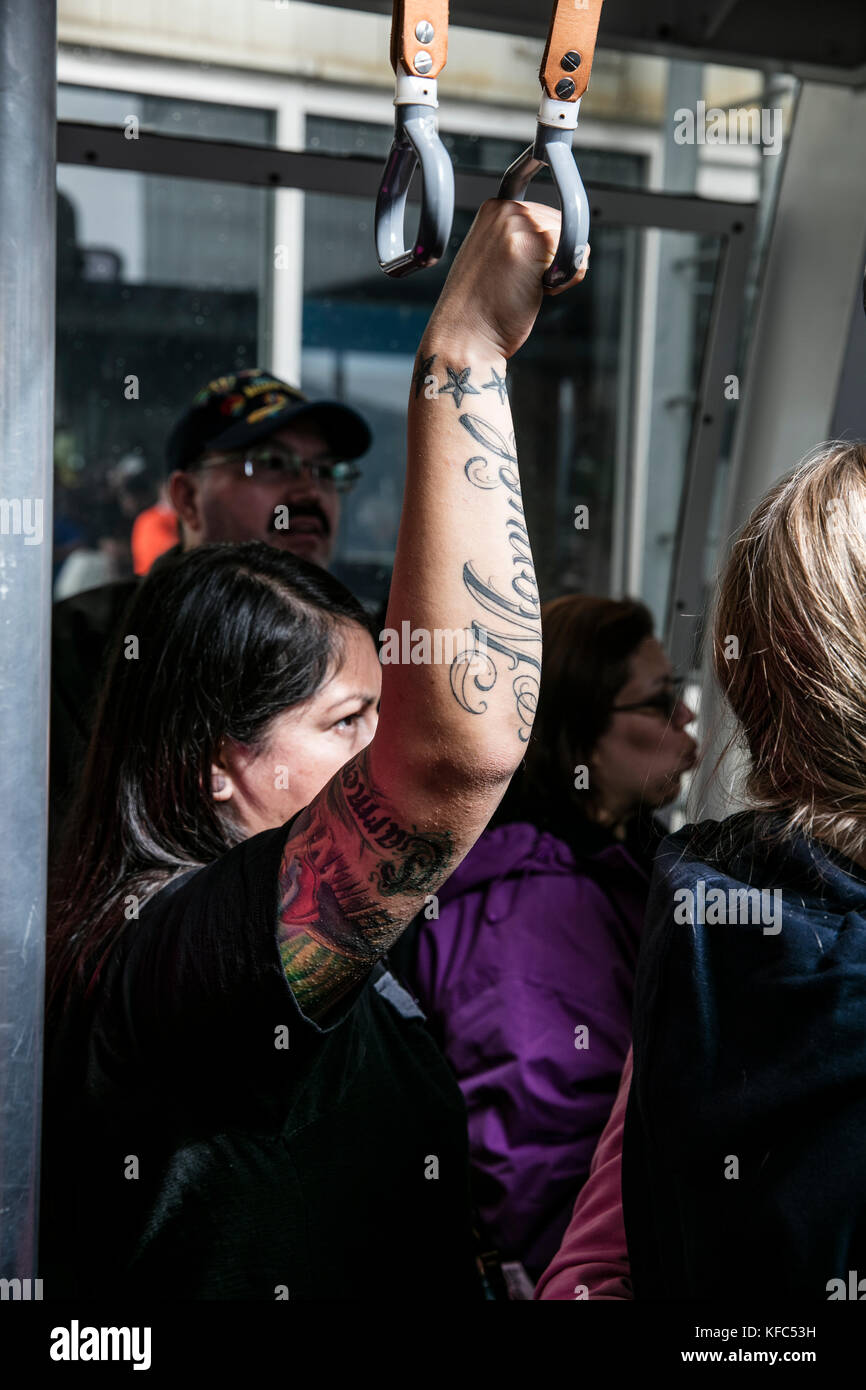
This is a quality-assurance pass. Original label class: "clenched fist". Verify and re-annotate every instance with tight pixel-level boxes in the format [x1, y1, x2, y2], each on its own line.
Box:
[425, 199, 590, 363]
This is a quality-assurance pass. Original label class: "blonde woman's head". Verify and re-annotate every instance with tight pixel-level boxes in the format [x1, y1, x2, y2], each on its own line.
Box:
[714, 441, 866, 859]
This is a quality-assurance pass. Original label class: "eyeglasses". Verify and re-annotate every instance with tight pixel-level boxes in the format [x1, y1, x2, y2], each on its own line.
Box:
[197, 444, 360, 493]
[612, 677, 687, 722]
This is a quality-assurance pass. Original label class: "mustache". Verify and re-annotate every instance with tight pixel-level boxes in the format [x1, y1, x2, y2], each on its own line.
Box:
[270, 501, 331, 536]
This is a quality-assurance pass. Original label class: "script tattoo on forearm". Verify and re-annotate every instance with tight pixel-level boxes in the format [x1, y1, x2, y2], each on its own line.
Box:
[449, 405, 542, 742]
[414, 350, 542, 740]
[276, 747, 454, 1018]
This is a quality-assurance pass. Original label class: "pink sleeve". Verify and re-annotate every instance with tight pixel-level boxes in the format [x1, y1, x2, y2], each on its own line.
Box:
[534, 1047, 633, 1301]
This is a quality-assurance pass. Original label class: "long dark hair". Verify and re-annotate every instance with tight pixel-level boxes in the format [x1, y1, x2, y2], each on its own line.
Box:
[493, 593, 654, 836]
[48, 541, 370, 1017]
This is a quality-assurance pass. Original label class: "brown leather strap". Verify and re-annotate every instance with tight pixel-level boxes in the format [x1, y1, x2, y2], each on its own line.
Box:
[539, 0, 605, 102]
[390, 0, 449, 80]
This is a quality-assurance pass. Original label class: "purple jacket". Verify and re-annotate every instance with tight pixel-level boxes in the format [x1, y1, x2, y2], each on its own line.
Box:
[411, 820, 649, 1280]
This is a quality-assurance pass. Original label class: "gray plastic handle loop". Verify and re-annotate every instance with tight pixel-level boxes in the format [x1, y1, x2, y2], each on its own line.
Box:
[498, 126, 589, 289]
[375, 106, 455, 278]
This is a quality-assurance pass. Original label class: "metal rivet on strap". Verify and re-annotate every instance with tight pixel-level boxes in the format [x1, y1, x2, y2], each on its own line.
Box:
[561, 51, 582, 72]
[415, 20, 435, 43]
[555, 77, 576, 99]
[413, 51, 434, 75]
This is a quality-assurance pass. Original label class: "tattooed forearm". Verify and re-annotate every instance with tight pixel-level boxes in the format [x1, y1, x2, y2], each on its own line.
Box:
[432, 408, 542, 741]
[483, 368, 509, 404]
[276, 747, 455, 1019]
[339, 760, 454, 895]
[412, 352, 437, 398]
[440, 366, 481, 408]
[424, 361, 511, 409]
[415, 354, 542, 740]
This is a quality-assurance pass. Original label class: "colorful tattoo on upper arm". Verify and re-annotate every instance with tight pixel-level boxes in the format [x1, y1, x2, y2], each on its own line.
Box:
[276, 747, 454, 1019]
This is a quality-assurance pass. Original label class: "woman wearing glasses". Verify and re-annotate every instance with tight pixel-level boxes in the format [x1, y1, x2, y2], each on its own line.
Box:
[41, 200, 587, 1300]
[393, 594, 698, 1285]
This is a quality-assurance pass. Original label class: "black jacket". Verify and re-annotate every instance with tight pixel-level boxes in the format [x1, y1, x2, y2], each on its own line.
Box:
[624, 810, 866, 1299]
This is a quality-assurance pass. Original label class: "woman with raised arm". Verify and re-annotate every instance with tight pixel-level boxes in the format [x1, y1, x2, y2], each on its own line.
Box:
[41, 200, 587, 1301]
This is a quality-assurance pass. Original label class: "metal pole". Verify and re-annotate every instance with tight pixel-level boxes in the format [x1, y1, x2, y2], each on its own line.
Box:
[0, 0, 57, 1278]
[642, 61, 701, 636]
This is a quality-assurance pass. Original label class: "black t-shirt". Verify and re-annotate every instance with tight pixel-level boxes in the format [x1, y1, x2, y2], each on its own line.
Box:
[41, 823, 480, 1300]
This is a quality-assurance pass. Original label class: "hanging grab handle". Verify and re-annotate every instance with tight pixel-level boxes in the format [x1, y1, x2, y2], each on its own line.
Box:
[499, 0, 604, 290]
[498, 100, 589, 291]
[375, 75, 455, 278]
[376, 2, 454, 278]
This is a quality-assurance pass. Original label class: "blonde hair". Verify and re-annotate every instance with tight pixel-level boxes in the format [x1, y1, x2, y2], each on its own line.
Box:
[714, 441, 866, 861]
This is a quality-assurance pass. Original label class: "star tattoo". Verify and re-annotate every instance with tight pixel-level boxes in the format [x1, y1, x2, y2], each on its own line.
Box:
[440, 366, 481, 409]
[482, 368, 509, 405]
[413, 353, 437, 398]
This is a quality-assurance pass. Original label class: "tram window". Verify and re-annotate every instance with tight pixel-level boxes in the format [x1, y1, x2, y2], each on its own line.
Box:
[54, 167, 275, 590]
[58, 84, 274, 145]
[306, 114, 644, 189]
[302, 195, 718, 618]
[303, 116, 652, 612]
[54, 85, 278, 593]
[302, 110, 722, 620]
[52, 172, 732, 625]
[640, 230, 722, 627]
[51, 75, 785, 618]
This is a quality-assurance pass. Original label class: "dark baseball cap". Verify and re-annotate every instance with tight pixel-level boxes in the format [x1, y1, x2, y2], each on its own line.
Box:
[165, 368, 372, 472]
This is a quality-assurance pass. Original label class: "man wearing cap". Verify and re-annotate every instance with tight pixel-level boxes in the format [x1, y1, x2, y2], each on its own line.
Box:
[164, 369, 369, 570]
[51, 368, 371, 836]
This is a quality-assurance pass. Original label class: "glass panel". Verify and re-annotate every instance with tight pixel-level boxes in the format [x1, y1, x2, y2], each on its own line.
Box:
[58, 84, 274, 144]
[306, 115, 646, 188]
[639, 230, 722, 629]
[303, 119, 651, 614]
[55, 163, 725, 642]
[54, 165, 274, 594]
[301, 188, 720, 625]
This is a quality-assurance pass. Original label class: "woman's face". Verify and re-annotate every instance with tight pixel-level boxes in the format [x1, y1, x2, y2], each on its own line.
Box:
[589, 636, 698, 825]
[212, 622, 382, 836]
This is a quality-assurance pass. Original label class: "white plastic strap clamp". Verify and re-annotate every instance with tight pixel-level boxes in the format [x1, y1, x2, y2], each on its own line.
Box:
[536, 94, 581, 130]
[394, 73, 439, 108]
